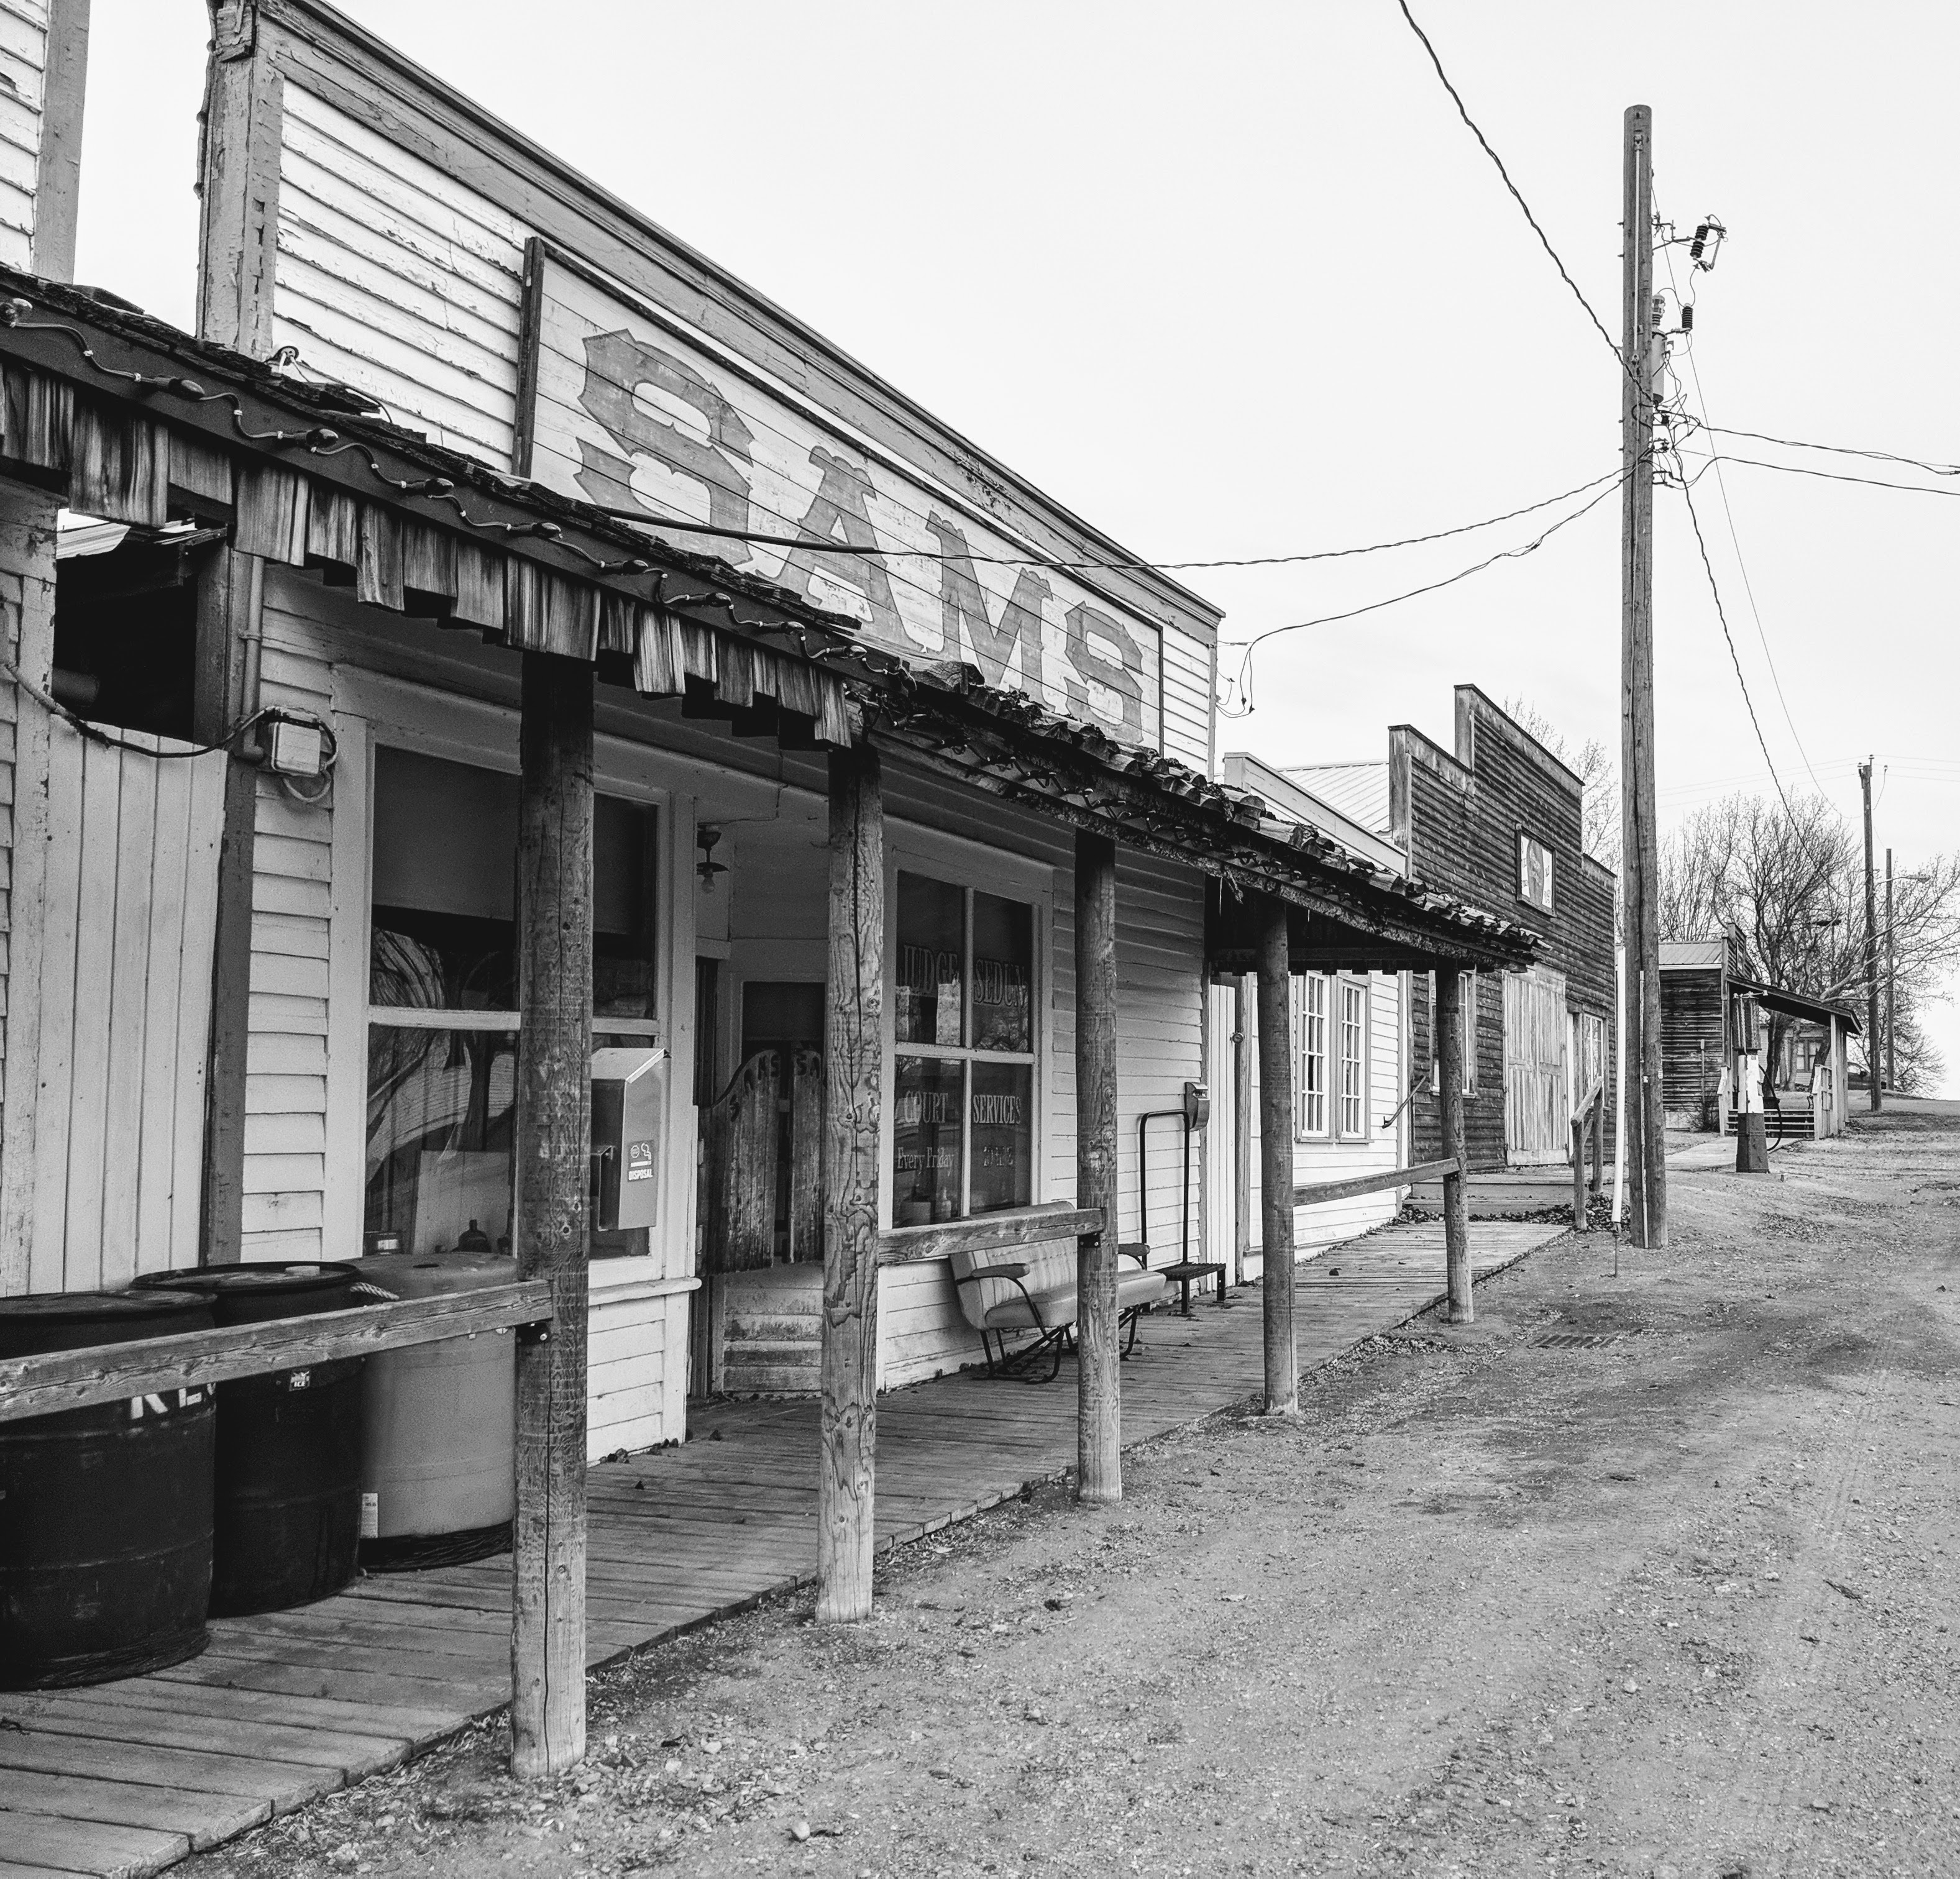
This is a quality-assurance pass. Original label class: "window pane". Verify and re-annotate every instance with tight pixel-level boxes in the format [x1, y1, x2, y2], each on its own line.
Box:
[594, 795, 657, 1020]
[969, 1061, 1033, 1214]
[893, 1057, 964, 1224]
[971, 891, 1033, 1053]
[365, 1024, 517, 1254]
[895, 874, 965, 1047]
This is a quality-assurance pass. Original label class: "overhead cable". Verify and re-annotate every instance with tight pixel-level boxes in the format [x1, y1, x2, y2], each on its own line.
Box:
[1220, 469, 1630, 715]
[1392, 0, 1634, 385]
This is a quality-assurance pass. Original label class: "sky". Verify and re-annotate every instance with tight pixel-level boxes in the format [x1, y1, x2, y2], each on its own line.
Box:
[70, 1, 1960, 1090]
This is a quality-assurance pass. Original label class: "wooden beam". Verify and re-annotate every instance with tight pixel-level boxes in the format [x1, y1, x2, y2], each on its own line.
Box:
[196, 2, 283, 354]
[1436, 966, 1472, 1323]
[818, 740, 884, 1623]
[1571, 1112, 1588, 1232]
[1074, 829, 1120, 1502]
[1293, 1158, 1461, 1209]
[878, 1204, 1098, 1268]
[1233, 974, 1252, 1286]
[193, 547, 262, 1265]
[0, 1285, 553, 1422]
[1256, 894, 1296, 1414]
[32, 0, 91, 282]
[510, 649, 593, 1779]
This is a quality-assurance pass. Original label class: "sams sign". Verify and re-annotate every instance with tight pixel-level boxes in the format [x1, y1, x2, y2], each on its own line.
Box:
[519, 247, 1163, 747]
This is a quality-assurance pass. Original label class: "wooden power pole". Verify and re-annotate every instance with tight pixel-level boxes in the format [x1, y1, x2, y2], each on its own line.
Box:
[1620, 103, 1667, 1248]
[1885, 847, 1897, 1092]
[1860, 759, 1881, 1112]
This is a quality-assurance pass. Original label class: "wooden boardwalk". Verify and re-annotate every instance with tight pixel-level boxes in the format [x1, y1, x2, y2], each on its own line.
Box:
[0, 1218, 1560, 1878]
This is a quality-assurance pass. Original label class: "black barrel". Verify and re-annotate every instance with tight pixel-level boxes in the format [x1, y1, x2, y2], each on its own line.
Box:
[133, 1264, 365, 1617]
[0, 1289, 216, 1689]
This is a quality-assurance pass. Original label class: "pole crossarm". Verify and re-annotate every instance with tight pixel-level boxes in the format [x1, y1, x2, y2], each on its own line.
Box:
[0, 1282, 554, 1422]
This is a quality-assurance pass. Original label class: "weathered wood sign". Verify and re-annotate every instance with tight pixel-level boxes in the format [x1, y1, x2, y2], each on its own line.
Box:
[517, 244, 1164, 749]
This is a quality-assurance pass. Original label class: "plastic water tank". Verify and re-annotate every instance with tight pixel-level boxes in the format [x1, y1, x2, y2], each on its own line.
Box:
[0, 1289, 216, 1688]
[133, 1264, 364, 1616]
[350, 1251, 516, 1570]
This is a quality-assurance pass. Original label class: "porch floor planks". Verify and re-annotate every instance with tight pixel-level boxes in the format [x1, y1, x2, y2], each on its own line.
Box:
[7, 1218, 1561, 1879]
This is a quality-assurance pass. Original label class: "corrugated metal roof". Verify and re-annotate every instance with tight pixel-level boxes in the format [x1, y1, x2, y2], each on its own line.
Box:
[1282, 762, 1391, 833]
[1661, 940, 1726, 968]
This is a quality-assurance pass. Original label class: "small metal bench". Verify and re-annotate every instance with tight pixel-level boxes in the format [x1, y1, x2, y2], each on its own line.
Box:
[948, 1239, 1166, 1383]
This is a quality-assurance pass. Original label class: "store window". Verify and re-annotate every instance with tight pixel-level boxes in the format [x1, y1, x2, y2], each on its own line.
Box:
[1295, 974, 1329, 1140]
[1337, 978, 1368, 1139]
[892, 872, 1037, 1223]
[364, 747, 657, 1256]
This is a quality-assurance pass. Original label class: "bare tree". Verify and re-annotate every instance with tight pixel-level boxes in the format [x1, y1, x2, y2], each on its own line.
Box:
[1659, 791, 1960, 1094]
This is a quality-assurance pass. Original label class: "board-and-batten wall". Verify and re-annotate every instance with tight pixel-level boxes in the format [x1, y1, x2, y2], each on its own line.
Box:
[265, 82, 1215, 774]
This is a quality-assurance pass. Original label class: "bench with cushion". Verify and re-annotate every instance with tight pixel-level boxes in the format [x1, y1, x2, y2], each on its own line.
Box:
[948, 1237, 1167, 1381]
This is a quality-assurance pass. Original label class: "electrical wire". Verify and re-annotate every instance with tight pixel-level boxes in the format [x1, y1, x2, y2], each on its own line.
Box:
[579, 467, 1626, 577]
[1703, 424, 1960, 479]
[1683, 449, 1960, 501]
[1676, 478, 1826, 861]
[1220, 468, 1631, 714]
[1657, 217, 1826, 801]
[1392, 0, 1634, 384]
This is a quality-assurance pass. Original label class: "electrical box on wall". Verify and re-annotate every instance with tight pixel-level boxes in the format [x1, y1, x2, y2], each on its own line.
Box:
[591, 1048, 668, 1232]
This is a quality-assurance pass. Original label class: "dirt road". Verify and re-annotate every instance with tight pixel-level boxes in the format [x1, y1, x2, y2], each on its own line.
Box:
[188, 1102, 1960, 1879]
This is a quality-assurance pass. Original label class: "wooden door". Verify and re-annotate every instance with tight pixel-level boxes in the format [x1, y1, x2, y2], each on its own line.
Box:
[25, 725, 227, 1291]
[1503, 967, 1569, 1166]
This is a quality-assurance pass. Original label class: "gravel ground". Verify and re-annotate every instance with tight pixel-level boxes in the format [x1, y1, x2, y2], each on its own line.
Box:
[185, 1100, 1960, 1879]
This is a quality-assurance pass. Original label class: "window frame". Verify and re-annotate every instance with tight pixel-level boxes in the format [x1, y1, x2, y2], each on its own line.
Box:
[1335, 974, 1369, 1141]
[1294, 972, 1330, 1141]
[887, 864, 1045, 1226]
[1518, 830, 1555, 913]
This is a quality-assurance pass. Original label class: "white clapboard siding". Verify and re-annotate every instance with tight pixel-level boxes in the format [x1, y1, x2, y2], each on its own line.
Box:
[588, 1287, 683, 1457]
[273, 84, 526, 467]
[239, 619, 339, 1262]
[0, 0, 47, 271]
[878, 775, 1207, 1390]
[29, 723, 224, 1292]
[1242, 971, 1408, 1267]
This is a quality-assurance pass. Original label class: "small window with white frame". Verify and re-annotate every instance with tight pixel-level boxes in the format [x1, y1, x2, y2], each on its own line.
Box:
[1295, 973, 1329, 1140]
[1518, 832, 1554, 913]
[1337, 976, 1368, 1140]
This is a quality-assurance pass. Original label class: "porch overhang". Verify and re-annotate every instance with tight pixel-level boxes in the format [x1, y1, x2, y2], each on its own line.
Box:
[0, 269, 1536, 974]
[1733, 977, 1862, 1036]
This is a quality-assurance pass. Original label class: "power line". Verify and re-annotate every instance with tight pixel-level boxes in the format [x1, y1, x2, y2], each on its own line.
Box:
[584, 466, 1623, 577]
[1222, 469, 1629, 713]
[1679, 446, 1960, 501]
[1658, 225, 1826, 800]
[1677, 477, 1817, 851]
[1704, 424, 1960, 479]
[1392, 0, 1631, 380]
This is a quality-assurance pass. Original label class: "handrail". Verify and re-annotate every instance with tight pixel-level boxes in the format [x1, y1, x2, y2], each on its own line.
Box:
[1293, 1156, 1462, 1210]
[879, 1205, 1103, 1268]
[0, 1281, 554, 1423]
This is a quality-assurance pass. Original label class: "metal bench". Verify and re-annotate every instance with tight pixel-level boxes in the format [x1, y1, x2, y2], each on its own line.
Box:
[948, 1238, 1167, 1383]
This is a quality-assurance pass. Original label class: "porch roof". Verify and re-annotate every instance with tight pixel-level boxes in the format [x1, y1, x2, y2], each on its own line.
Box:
[1733, 977, 1863, 1036]
[0, 271, 1536, 972]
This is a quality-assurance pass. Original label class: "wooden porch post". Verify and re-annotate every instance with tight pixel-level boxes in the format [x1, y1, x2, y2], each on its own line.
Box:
[1233, 973, 1253, 1287]
[1074, 830, 1120, 1502]
[194, 547, 262, 1265]
[1255, 895, 1296, 1415]
[1436, 965, 1472, 1324]
[1590, 1087, 1605, 1193]
[1570, 1110, 1588, 1231]
[817, 741, 884, 1621]
[511, 651, 593, 1779]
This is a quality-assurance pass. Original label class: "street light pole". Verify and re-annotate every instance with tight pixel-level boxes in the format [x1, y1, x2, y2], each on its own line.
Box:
[1885, 847, 1896, 1093]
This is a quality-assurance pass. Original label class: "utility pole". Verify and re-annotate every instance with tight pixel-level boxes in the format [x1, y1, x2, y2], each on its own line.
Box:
[1620, 104, 1666, 1247]
[1885, 847, 1896, 1092]
[1860, 759, 1880, 1111]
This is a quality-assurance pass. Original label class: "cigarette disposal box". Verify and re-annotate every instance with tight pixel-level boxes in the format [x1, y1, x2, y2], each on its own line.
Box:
[591, 1046, 667, 1232]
